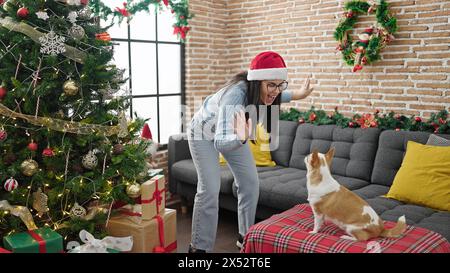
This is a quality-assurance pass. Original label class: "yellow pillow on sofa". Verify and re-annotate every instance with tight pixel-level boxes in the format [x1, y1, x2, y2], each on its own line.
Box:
[385, 141, 450, 212]
[219, 123, 276, 167]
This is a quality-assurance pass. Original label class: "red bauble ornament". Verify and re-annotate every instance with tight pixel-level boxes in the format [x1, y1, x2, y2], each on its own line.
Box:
[0, 129, 7, 142]
[4, 177, 18, 192]
[309, 113, 317, 122]
[0, 86, 7, 100]
[439, 118, 446, 125]
[42, 147, 55, 157]
[81, 0, 89, 5]
[345, 11, 354, 18]
[180, 15, 185, 20]
[415, 117, 422, 122]
[28, 141, 38, 151]
[348, 122, 355, 128]
[395, 128, 400, 132]
[17, 7, 29, 19]
[298, 118, 305, 124]
[352, 64, 363, 72]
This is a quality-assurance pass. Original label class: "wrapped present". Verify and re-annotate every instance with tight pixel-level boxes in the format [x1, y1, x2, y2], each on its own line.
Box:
[68, 230, 133, 253]
[148, 168, 164, 177]
[140, 174, 166, 220]
[0, 248, 11, 253]
[106, 208, 177, 253]
[3, 227, 63, 253]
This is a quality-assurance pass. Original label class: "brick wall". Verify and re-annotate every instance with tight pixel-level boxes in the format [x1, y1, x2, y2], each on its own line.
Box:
[165, 0, 450, 195]
[186, 0, 450, 118]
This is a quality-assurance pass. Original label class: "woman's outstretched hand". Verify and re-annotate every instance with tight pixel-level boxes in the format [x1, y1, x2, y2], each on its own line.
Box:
[292, 76, 314, 100]
[234, 110, 252, 142]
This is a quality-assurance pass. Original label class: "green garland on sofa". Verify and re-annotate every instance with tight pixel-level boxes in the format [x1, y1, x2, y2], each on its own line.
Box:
[280, 107, 450, 134]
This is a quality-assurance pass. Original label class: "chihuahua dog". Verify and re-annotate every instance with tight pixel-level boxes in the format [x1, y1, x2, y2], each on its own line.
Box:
[304, 148, 406, 241]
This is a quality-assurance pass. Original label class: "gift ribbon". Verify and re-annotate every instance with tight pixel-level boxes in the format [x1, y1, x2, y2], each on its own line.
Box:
[152, 215, 177, 253]
[28, 230, 46, 253]
[141, 177, 165, 214]
[69, 230, 133, 253]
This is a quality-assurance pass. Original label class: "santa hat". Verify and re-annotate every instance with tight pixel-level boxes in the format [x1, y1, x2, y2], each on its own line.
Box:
[247, 51, 288, 81]
[141, 123, 153, 140]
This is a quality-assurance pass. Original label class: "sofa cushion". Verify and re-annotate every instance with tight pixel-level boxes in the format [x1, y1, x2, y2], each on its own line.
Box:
[171, 160, 284, 194]
[289, 124, 380, 181]
[232, 168, 369, 211]
[371, 130, 450, 186]
[270, 120, 298, 167]
[232, 168, 308, 211]
[171, 159, 235, 194]
[352, 184, 390, 200]
[365, 196, 450, 242]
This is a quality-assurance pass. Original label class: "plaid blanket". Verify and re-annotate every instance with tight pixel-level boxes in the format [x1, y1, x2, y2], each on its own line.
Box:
[242, 204, 450, 253]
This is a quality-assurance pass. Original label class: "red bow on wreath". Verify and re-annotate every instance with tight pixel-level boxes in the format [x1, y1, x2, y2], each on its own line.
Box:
[116, 2, 130, 17]
[173, 26, 190, 40]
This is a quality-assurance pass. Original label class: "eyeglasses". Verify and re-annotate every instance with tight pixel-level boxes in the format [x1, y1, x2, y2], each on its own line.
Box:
[266, 81, 288, 93]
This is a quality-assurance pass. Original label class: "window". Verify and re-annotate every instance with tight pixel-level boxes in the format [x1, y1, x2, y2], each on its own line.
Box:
[103, 2, 185, 147]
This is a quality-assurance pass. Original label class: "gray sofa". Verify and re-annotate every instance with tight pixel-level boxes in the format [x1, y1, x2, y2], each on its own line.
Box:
[168, 121, 450, 241]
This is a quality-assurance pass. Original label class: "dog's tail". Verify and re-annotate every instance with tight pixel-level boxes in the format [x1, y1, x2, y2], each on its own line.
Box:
[380, 215, 406, 238]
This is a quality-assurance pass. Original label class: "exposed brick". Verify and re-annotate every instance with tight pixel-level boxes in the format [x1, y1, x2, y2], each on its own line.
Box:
[184, 0, 450, 141]
[410, 104, 447, 111]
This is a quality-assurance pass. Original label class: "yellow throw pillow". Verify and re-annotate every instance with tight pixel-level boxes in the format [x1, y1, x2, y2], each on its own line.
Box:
[385, 141, 450, 212]
[219, 123, 276, 167]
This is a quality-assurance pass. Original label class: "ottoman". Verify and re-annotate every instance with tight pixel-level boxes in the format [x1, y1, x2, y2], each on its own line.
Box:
[242, 204, 450, 253]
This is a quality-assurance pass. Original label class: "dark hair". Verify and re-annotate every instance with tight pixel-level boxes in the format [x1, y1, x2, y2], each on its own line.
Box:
[220, 71, 282, 140]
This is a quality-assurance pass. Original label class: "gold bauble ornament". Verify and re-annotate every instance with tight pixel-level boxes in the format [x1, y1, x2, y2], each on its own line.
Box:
[70, 202, 87, 218]
[3, 0, 18, 12]
[63, 80, 79, 96]
[82, 151, 98, 169]
[20, 159, 39, 177]
[126, 183, 141, 199]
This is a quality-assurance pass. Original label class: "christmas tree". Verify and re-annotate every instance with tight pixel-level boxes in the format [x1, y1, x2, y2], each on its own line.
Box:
[0, 0, 187, 245]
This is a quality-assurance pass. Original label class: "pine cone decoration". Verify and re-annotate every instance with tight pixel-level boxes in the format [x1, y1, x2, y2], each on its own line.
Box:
[113, 143, 124, 155]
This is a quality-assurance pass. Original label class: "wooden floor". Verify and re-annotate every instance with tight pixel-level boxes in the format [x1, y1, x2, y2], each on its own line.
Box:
[168, 202, 241, 253]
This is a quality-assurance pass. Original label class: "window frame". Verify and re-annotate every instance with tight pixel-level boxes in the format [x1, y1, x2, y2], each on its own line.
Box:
[111, 12, 186, 150]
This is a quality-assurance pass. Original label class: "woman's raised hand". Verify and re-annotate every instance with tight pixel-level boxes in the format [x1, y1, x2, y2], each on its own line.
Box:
[234, 110, 252, 142]
[292, 76, 314, 100]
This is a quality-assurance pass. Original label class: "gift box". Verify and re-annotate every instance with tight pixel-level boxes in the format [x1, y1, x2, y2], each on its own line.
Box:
[3, 227, 63, 253]
[106, 208, 177, 253]
[140, 174, 166, 220]
[148, 168, 164, 177]
[0, 248, 11, 253]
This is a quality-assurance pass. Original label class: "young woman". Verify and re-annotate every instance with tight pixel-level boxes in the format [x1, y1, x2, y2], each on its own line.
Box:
[187, 51, 314, 252]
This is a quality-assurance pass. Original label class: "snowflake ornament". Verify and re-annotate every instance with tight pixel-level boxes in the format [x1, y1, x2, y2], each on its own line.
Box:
[36, 11, 49, 21]
[67, 11, 78, 24]
[39, 31, 66, 56]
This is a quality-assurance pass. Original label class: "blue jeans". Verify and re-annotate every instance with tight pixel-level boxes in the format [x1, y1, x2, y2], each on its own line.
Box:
[188, 129, 259, 252]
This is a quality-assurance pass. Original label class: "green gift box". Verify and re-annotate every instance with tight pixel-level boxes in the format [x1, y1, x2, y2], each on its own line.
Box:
[106, 248, 121, 253]
[3, 227, 63, 253]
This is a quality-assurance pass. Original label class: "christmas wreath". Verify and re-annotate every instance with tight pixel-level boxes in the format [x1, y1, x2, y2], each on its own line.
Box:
[334, 0, 397, 72]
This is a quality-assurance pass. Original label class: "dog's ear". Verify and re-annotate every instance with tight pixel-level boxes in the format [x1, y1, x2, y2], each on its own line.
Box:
[311, 150, 320, 168]
[325, 147, 335, 168]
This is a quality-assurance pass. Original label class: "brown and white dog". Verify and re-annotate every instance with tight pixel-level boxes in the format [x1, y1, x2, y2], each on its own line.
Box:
[304, 148, 406, 241]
